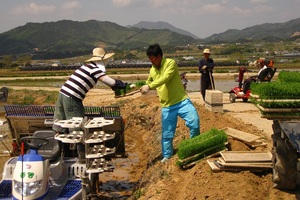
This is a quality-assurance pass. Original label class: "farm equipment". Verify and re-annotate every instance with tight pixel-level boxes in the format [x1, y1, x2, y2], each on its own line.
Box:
[228, 66, 251, 103]
[255, 109, 300, 190]
[251, 71, 300, 190]
[271, 120, 300, 190]
[255, 106, 300, 190]
[0, 105, 126, 199]
[228, 66, 277, 103]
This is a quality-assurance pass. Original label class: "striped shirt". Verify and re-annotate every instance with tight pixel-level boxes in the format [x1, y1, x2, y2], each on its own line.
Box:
[60, 62, 106, 100]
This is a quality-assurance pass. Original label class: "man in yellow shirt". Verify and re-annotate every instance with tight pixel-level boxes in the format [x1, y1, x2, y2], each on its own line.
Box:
[140, 43, 200, 163]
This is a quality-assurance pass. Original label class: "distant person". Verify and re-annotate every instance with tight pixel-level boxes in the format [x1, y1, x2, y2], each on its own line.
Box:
[140, 43, 200, 163]
[242, 58, 274, 94]
[199, 48, 215, 101]
[53, 47, 127, 162]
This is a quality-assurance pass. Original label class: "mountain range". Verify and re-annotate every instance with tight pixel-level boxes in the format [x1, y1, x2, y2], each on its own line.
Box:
[127, 21, 200, 39]
[206, 17, 300, 43]
[0, 17, 299, 59]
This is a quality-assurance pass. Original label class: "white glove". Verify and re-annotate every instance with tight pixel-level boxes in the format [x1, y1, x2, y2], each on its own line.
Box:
[140, 85, 150, 94]
[129, 84, 136, 89]
[202, 65, 207, 69]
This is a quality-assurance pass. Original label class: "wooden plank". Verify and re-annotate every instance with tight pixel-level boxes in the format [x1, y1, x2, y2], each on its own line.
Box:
[223, 127, 261, 143]
[218, 158, 272, 168]
[178, 148, 226, 164]
[114, 89, 141, 98]
[220, 151, 272, 163]
[260, 114, 300, 120]
[217, 161, 272, 168]
[250, 94, 300, 102]
[179, 149, 228, 169]
[207, 160, 222, 172]
[257, 105, 300, 112]
[218, 157, 271, 166]
[259, 99, 300, 102]
[245, 140, 267, 148]
[207, 160, 269, 172]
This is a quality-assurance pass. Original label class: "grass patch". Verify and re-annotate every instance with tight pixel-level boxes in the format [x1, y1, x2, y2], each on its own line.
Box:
[132, 188, 144, 199]
[5, 89, 58, 105]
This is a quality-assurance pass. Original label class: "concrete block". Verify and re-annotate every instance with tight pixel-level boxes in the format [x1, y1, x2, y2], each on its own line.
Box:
[205, 90, 223, 104]
[205, 90, 223, 112]
[205, 103, 223, 113]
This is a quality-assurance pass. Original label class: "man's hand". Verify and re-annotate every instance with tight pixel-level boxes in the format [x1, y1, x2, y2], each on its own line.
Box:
[140, 85, 150, 94]
[202, 65, 207, 69]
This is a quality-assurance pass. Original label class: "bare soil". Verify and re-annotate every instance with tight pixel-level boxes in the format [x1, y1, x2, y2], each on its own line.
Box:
[1, 87, 300, 200]
[83, 89, 300, 200]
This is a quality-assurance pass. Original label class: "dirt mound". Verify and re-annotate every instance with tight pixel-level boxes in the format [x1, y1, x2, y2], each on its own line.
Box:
[95, 91, 299, 200]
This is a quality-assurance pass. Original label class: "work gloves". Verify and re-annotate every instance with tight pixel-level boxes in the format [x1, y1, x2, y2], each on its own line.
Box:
[140, 85, 150, 94]
[111, 79, 127, 91]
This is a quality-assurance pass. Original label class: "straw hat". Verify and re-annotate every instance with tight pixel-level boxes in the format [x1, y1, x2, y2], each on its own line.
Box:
[203, 48, 210, 54]
[85, 47, 115, 62]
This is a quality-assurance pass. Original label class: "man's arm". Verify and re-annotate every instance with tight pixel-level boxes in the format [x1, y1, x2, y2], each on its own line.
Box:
[99, 75, 127, 90]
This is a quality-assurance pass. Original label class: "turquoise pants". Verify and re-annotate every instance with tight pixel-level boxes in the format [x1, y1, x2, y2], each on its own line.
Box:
[161, 98, 200, 158]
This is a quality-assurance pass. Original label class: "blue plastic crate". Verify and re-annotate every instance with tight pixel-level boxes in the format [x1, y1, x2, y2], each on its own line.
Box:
[57, 180, 82, 199]
[0, 180, 12, 198]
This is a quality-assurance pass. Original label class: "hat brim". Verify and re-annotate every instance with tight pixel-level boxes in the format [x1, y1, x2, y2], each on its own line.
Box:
[85, 52, 115, 62]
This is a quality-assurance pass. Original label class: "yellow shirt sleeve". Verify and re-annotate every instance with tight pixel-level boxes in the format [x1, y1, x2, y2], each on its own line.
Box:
[146, 58, 187, 107]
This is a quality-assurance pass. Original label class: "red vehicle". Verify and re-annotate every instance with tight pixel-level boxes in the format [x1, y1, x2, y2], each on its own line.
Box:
[229, 66, 253, 103]
[229, 64, 277, 103]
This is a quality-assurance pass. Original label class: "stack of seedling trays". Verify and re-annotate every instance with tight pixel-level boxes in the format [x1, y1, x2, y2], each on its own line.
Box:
[205, 90, 223, 112]
[176, 128, 227, 169]
[250, 71, 300, 120]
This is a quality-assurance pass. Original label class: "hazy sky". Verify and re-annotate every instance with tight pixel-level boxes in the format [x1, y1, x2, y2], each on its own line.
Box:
[0, 0, 299, 38]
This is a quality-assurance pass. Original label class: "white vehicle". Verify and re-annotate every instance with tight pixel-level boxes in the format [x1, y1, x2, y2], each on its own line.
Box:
[0, 105, 126, 200]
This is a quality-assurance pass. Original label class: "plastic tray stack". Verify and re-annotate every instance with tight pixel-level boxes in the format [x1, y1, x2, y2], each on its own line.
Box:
[54, 117, 85, 143]
[53, 117, 117, 174]
[84, 117, 116, 174]
[250, 94, 300, 120]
